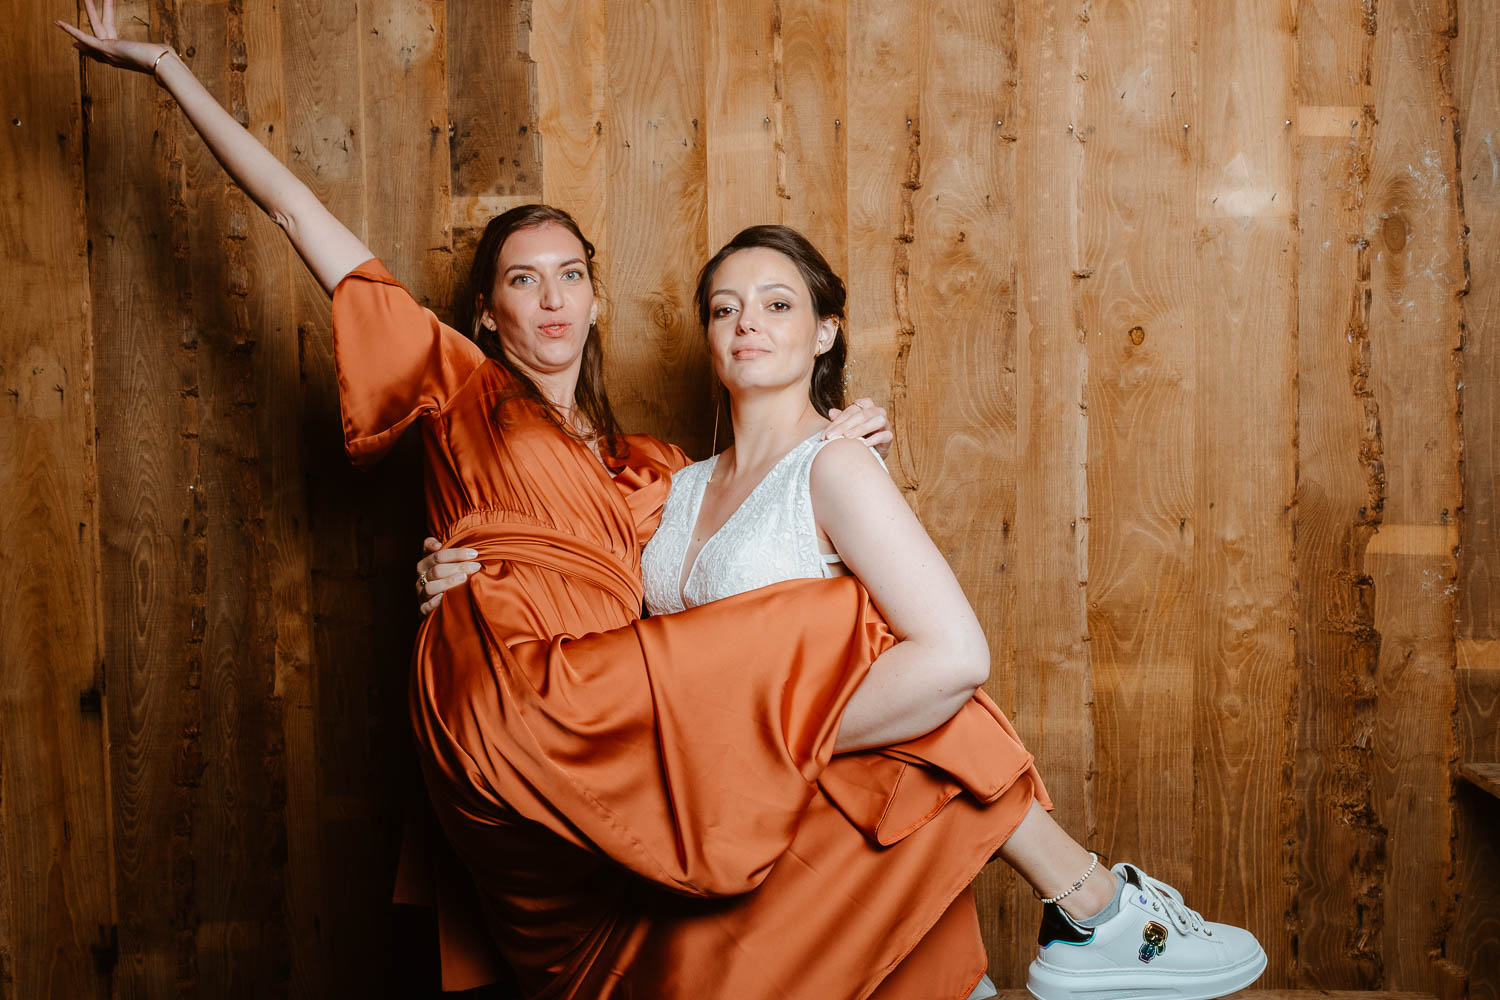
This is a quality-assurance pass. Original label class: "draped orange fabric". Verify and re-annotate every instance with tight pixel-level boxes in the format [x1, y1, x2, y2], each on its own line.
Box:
[332, 261, 1050, 999]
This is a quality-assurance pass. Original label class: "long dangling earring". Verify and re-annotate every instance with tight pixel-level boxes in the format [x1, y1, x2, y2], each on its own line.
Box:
[710, 380, 722, 456]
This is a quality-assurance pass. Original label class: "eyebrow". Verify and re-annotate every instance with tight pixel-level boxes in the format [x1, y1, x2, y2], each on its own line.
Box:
[503, 257, 587, 276]
[710, 282, 799, 299]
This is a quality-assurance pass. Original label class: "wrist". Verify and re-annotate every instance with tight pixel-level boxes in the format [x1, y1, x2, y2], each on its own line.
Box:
[150, 47, 182, 84]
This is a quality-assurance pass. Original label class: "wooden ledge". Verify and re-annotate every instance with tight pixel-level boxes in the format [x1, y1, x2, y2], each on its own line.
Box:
[1460, 761, 1500, 800]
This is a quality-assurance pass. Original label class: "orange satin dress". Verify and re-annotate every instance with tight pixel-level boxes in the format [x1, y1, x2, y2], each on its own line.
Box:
[332, 260, 1051, 999]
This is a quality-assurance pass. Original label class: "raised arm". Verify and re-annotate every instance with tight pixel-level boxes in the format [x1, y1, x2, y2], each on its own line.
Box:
[57, 0, 372, 293]
[811, 438, 991, 752]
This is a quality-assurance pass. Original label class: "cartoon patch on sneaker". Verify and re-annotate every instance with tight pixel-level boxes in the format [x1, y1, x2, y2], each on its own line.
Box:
[1138, 921, 1168, 963]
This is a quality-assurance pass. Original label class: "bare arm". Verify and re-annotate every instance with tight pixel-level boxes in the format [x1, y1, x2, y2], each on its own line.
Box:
[811, 439, 991, 752]
[57, 0, 372, 293]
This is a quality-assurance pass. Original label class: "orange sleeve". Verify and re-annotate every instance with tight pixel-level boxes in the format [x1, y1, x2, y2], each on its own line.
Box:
[330, 258, 488, 464]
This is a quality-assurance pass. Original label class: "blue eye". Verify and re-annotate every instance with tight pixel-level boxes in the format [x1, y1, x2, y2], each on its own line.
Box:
[510, 273, 535, 286]
[563, 269, 584, 281]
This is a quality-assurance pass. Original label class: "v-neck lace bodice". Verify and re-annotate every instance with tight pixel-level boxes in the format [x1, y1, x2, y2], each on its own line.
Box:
[642, 434, 854, 614]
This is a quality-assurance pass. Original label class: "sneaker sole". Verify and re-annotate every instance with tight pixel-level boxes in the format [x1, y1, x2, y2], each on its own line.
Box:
[1025, 945, 1267, 1000]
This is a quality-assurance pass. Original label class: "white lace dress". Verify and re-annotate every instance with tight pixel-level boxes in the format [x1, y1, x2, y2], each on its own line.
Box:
[642, 433, 861, 614]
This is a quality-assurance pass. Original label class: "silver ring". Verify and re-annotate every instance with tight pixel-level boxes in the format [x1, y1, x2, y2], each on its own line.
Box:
[418, 572, 429, 591]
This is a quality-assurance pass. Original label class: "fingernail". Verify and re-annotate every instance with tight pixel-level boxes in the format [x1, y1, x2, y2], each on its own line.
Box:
[462, 548, 478, 558]
[466, 562, 481, 573]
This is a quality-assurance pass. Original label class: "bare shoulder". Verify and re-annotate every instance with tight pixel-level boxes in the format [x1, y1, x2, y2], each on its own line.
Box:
[810, 437, 901, 513]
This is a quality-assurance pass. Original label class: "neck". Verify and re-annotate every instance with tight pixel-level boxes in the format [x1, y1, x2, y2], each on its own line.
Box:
[511, 357, 583, 419]
[722, 386, 825, 473]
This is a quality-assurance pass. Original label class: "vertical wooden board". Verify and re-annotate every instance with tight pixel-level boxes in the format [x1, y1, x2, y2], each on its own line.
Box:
[234, 1, 331, 995]
[604, 0, 710, 453]
[534, 0, 609, 248]
[1078, 0, 1198, 889]
[0, 6, 113, 998]
[1189, 0, 1297, 980]
[903, 0, 1022, 972]
[279, 0, 422, 993]
[846, 0, 912, 458]
[448, 0, 540, 225]
[778, 0, 848, 272]
[1454, 639, 1500, 998]
[82, 1, 207, 992]
[1289, 0, 1381, 985]
[1453, 4, 1500, 988]
[448, 0, 542, 318]
[1010, 0, 1092, 969]
[843, 0, 917, 462]
[169, 3, 289, 993]
[1455, 0, 1499, 643]
[1361, 0, 1463, 988]
[703, 0, 777, 253]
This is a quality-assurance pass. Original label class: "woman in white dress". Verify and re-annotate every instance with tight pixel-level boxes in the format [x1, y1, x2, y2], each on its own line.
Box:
[421, 225, 1267, 999]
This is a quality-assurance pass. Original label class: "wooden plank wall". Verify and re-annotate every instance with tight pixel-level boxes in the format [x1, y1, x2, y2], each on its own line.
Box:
[3, 0, 1494, 996]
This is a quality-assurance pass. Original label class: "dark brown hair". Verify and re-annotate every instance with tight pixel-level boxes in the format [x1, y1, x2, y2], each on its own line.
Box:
[455, 204, 623, 462]
[693, 225, 848, 416]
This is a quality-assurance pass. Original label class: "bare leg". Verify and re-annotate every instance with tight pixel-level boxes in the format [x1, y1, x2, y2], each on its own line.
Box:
[996, 800, 1115, 919]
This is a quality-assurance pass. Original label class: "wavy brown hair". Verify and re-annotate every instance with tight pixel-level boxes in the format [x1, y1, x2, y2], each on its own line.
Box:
[455, 204, 624, 463]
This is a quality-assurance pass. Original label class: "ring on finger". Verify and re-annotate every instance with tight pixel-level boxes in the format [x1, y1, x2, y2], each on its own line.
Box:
[418, 572, 429, 590]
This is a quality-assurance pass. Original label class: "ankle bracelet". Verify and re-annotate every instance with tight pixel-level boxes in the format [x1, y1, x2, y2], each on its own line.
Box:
[1036, 852, 1098, 905]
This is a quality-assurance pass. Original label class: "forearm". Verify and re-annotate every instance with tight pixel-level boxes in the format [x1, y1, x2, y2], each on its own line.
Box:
[833, 640, 984, 752]
[152, 52, 372, 293]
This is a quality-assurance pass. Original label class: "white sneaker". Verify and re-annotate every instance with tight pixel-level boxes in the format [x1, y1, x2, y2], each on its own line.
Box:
[1026, 863, 1266, 1000]
[967, 973, 998, 999]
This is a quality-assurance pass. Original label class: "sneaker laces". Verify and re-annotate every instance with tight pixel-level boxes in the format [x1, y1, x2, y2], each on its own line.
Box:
[1131, 867, 1209, 937]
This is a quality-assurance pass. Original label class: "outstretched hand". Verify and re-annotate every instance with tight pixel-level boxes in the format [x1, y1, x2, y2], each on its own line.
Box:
[56, 0, 170, 74]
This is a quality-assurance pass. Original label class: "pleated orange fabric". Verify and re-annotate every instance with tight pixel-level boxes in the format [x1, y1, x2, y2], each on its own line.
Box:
[332, 260, 1050, 999]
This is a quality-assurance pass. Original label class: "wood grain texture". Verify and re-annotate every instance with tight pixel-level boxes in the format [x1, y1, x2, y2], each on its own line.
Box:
[4, 0, 1491, 994]
[0, 5, 114, 998]
[1079, 0, 1198, 893]
[603, 0, 711, 453]
[1189, 0, 1298, 982]
[901, 0, 1023, 972]
[1360, 0, 1463, 988]
[1290, 0, 1385, 984]
[1009, 0, 1092, 983]
[1451, 0, 1500, 990]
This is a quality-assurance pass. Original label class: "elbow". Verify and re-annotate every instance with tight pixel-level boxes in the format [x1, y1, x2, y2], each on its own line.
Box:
[949, 627, 990, 693]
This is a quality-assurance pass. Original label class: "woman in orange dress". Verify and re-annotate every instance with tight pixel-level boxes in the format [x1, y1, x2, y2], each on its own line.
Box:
[62, 9, 1042, 998]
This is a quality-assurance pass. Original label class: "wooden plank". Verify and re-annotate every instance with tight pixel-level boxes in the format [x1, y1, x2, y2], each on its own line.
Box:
[448, 0, 539, 222]
[166, 4, 289, 993]
[1010, 0, 1091, 981]
[703, 0, 777, 253]
[533, 0, 608, 248]
[0, 5, 114, 998]
[843, 4, 918, 472]
[1189, 0, 1298, 983]
[1453, 0, 1500, 991]
[995, 992, 1437, 1000]
[1290, 0, 1383, 984]
[901, 0, 1022, 975]
[83, 1, 209, 994]
[604, 0, 711, 453]
[234, 1, 326, 995]
[777, 0, 848, 272]
[1361, 0, 1464, 989]
[1459, 761, 1500, 800]
[1078, 0, 1198, 896]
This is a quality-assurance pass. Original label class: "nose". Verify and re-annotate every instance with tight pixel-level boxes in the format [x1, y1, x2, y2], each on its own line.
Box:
[736, 309, 757, 335]
[539, 276, 564, 310]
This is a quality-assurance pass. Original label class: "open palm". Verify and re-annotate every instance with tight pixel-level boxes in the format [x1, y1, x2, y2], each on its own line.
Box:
[55, 0, 169, 74]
